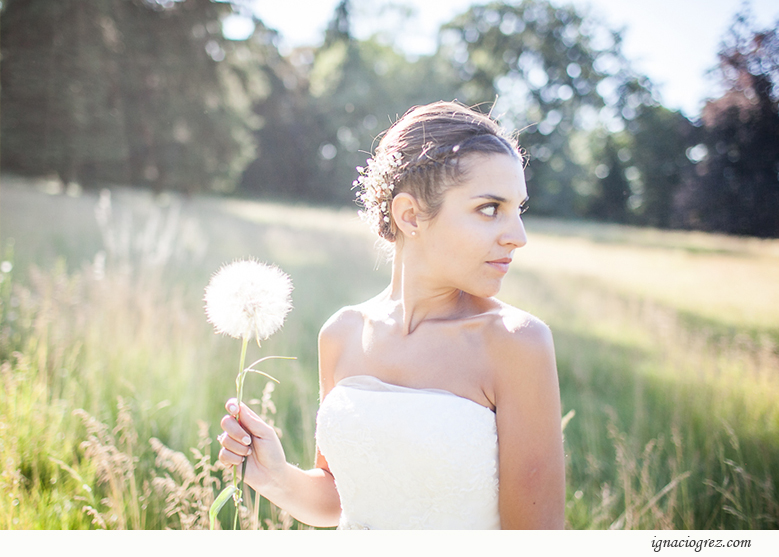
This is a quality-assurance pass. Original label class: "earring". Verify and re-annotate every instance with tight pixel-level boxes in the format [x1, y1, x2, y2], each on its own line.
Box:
[411, 231, 416, 237]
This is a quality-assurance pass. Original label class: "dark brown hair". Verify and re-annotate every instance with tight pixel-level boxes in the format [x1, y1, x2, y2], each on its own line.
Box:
[364, 101, 523, 242]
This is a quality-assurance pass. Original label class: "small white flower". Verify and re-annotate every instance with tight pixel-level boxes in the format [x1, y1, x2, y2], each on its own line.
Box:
[204, 259, 293, 341]
[352, 150, 403, 235]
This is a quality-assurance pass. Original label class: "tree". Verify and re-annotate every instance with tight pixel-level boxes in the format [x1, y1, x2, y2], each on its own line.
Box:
[584, 134, 631, 222]
[238, 34, 328, 201]
[675, 9, 779, 237]
[1, 0, 266, 194]
[628, 105, 697, 228]
[324, 0, 351, 47]
[1, 1, 130, 186]
[438, 0, 656, 218]
[240, 0, 460, 204]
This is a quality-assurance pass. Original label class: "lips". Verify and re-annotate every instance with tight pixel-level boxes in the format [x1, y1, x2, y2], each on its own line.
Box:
[486, 257, 512, 273]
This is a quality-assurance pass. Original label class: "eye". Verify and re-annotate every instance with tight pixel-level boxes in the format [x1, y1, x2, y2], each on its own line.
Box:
[478, 203, 499, 217]
[518, 202, 529, 215]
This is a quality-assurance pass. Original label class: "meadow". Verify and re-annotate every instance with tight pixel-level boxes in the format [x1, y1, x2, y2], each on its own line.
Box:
[1, 173, 777, 530]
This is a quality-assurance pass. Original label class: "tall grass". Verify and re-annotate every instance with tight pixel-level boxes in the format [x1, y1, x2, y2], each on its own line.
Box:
[1, 174, 777, 529]
[502, 234, 779, 529]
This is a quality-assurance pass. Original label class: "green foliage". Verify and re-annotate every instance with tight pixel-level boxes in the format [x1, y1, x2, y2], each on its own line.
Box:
[1, 0, 775, 238]
[674, 9, 779, 238]
[240, 3, 461, 204]
[323, 0, 352, 48]
[0, 0, 261, 194]
[584, 134, 632, 222]
[438, 0, 657, 219]
[626, 105, 697, 228]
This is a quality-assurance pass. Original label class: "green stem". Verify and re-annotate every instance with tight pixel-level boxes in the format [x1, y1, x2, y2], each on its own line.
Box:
[236, 336, 250, 408]
[228, 342, 294, 530]
[254, 486, 261, 530]
[210, 343, 294, 529]
[231, 335, 250, 529]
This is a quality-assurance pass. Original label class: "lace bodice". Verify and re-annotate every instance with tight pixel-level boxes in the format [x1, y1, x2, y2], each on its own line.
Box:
[315, 375, 500, 529]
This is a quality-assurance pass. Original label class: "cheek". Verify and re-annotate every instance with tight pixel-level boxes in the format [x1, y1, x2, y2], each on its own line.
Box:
[428, 222, 490, 267]
[453, 220, 495, 252]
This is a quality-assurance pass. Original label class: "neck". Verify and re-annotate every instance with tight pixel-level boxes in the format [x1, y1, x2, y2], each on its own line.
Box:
[387, 248, 466, 335]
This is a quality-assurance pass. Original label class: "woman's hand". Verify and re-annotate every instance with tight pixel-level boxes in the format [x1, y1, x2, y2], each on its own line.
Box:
[218, 398, 288, 494]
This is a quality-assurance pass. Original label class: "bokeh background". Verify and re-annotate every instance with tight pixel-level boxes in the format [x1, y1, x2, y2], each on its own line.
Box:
[1, 0, 778, 530]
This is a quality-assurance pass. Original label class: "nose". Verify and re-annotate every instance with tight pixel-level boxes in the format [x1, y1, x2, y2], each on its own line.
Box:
[501, 214, 528, 249]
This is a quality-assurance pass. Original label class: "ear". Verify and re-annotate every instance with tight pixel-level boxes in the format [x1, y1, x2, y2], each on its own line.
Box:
[391, 192, 422, 238]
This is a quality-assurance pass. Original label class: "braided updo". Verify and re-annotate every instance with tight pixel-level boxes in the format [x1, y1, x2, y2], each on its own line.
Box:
[353, 101, 523, 242]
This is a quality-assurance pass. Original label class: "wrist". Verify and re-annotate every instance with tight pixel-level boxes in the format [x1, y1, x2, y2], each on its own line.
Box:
[260, 461, 297, 502]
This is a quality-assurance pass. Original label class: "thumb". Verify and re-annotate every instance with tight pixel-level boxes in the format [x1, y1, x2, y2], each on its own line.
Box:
[237, 401, 276, 439]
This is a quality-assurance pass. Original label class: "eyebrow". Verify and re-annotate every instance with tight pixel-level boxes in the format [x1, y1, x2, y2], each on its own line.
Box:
[472, 194, 530, 205]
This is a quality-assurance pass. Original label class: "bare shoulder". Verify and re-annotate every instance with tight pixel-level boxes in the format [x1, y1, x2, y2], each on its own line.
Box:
[319, 290, 390, 345]
[483, 301, 557, 403]
[486, 301, 554, 352]
[317, 304, 367, 398]
[318, 305, 364, 345]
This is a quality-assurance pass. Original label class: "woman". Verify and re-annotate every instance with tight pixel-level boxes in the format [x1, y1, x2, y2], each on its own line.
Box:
[217, 101, 565, 529]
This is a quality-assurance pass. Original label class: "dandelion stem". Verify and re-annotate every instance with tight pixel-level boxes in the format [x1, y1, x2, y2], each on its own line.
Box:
[254, 487, 261, 530]
[231, 335, 250, 530]
[236, 336, 250, 408]
[233, 492, 240, 530]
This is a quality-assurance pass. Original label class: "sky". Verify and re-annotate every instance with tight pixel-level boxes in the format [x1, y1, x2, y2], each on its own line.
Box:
[233, 0, 779, 118]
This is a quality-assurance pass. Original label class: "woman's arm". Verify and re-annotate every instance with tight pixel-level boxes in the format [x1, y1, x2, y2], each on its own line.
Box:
[219, 401, 341, 527]
[217, 313, 351, 528]
[492, 316, 565, 529]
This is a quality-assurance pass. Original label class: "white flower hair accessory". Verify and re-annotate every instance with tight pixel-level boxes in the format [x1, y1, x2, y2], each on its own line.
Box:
[352, 150, 403, 236]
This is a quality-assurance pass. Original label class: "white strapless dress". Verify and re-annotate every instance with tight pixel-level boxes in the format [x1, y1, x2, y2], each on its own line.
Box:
[315, 375, 500, 529]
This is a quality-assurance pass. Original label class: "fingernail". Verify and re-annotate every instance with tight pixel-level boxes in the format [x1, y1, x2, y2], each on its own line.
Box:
[247, 448, 252, 455]
[228, 404, 238, 414]
[242, 436, 251, 445]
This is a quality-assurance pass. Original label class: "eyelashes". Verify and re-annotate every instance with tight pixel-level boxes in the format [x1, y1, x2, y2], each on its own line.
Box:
[478, 203, 499, 217]
[478, 202, 529, 217]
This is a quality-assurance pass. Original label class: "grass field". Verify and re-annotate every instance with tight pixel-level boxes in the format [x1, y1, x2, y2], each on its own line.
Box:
[1, 173, 778, 529]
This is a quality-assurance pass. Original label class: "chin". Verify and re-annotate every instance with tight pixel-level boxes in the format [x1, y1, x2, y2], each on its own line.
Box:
[466, 280, 503, 299]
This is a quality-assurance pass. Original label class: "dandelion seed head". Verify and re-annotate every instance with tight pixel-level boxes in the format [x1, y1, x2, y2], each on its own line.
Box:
[204, 259, 293, 341]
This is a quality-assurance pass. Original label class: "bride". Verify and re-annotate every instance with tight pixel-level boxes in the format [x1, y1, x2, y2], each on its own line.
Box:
[217, 101, 565, 529]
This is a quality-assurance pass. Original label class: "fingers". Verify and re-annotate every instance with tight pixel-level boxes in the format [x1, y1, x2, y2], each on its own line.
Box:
[225, 398, 241, 417]
[218, 399, 251, 465]
[219, 446, 246, 467]
[218, 431, 252, 457]
[218, 399, 279, 470]
[217, 429, 252, 467]
[224, 400, 276, 440]
[220, 414, 252, 443]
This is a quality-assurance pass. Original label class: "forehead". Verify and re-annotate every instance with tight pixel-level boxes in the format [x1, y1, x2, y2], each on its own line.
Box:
[454, 153, 528, 199]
